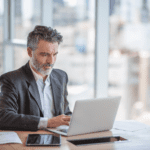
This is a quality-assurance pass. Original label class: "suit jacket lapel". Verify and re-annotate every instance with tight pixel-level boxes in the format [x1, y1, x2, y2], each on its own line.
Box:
[28, 81, 43, 116]
[23, 62, 44, 116]
[50, 72, 62, 116]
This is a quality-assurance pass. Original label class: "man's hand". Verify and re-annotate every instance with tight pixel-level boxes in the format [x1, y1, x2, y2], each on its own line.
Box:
[47, 114, 71, 128]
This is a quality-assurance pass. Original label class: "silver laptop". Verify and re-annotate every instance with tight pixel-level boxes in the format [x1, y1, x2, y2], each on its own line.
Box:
[46, 96, 121, 136]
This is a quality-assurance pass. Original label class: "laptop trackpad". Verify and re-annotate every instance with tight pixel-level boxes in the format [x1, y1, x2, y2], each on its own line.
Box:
[57, 125, 69, 133]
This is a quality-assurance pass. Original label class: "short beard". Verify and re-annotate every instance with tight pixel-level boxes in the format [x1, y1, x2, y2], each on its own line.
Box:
[30, 56, 53, 76]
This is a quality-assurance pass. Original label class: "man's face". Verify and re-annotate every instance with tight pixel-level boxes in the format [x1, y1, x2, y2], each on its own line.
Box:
[29, 40, 59, 76]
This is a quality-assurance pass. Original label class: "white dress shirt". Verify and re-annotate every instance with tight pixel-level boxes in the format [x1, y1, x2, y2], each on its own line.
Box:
[29, 64, 54, 129]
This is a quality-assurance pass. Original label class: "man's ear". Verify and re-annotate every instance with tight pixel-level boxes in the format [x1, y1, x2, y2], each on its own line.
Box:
[27, 47, 33, 57]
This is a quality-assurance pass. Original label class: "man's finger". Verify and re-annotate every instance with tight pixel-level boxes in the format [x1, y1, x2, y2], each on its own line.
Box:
[63, 115, 71, 118]
[62, 121, 69, 126]
[60, 114, 65, 117]
[62, 117, 71, 121]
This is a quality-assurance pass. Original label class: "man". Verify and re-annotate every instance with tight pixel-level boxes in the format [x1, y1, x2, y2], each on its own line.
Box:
[0, 25, 72, 131]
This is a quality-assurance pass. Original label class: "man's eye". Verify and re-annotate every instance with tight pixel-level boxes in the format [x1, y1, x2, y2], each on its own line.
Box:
[42, 54, 47, 56]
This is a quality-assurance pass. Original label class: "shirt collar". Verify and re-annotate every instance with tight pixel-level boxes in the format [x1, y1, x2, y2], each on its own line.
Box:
[29, 61, 52, 83]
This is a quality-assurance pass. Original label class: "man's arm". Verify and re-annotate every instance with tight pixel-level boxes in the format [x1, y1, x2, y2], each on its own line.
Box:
[63, 72, 72, 116]
[0, 75, 40, 131]
[38, 115, 71, 129]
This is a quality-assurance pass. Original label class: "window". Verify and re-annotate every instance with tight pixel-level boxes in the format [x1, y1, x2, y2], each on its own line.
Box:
[0, 0, 4, 42]
[109, 0, 150, 125]
[0, 0, 4, 74]
[14, 0, 42, 40]
[53, 0, 95, 111]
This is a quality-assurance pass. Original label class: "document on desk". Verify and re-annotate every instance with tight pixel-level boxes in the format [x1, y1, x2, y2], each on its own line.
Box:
[113, 120, 150, 132]
[0, 132, 22, 144]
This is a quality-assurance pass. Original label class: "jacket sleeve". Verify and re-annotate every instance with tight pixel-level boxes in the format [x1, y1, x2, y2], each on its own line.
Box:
[63, 73, 72, 116]
[0, 75, 40, 131]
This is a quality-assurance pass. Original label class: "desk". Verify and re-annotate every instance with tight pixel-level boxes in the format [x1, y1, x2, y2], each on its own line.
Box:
[1, 121, 150, 150]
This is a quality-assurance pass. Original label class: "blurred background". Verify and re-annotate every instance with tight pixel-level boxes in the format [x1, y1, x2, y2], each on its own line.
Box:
[0, 0, 150, 125]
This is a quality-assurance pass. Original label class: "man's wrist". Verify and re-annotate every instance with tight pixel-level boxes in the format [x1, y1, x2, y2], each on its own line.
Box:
[38, 117, 48, 129]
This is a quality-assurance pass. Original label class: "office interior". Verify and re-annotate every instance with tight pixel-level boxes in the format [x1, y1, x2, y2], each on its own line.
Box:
[0, 0, 150, 126]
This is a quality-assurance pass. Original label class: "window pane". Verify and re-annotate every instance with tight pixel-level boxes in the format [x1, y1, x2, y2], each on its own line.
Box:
[53, 0, 95, 111]
[14, 0, 42, 40]
[14, 46, 29, 70]
[0, 0, 4, 74]
[0, 0, 4, 42]
[109, 0, 150, 125]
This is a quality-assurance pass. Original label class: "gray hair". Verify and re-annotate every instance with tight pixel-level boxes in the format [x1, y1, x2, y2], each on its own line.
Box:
[27, 25, 63, 51]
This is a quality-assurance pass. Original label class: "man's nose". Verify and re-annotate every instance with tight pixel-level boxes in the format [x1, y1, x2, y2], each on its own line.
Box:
[47, 55, 54, 64]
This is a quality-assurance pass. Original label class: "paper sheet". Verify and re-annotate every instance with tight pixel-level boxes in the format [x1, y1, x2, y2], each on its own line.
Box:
[0, 132, 22, 144]
[113, 120, 150, 132]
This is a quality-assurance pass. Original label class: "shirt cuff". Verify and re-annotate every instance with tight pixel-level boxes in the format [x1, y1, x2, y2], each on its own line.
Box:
[38, 117, 48, 129]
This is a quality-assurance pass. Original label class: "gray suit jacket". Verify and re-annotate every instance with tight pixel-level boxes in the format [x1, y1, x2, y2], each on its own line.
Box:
[0, 62, 72, 131]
